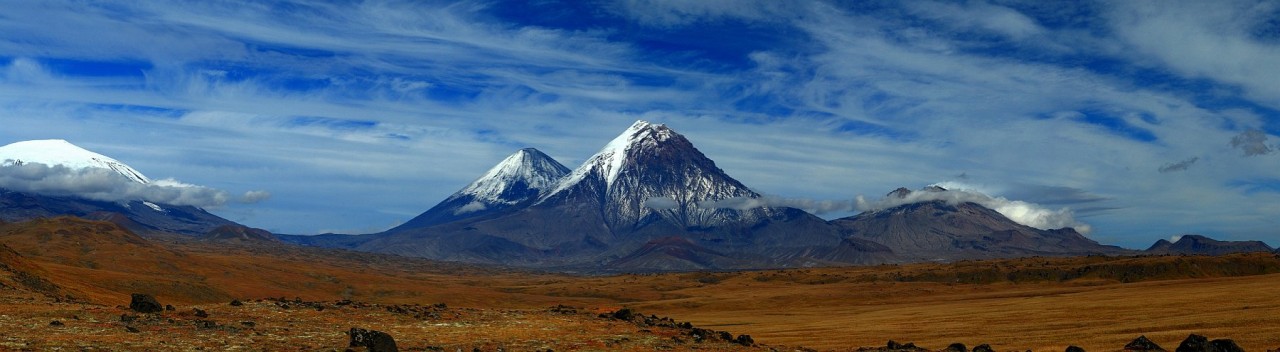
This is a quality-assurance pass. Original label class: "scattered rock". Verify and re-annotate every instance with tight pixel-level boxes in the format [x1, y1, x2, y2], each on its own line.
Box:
[129, 293, 163, 313]
[735, 334, 754, 346]
[193, 308, 209, 318]
[49, 320, 64, 327]
[241, 321, 256, 328]
[120, 314, 137, 322]
[349, 327, 398, 352]
[973, 344, 995, 352]
[125, 326, 140, 333]
[165, 304, 175, 311]
[229, 299, 243, 306]
[1126, 335, 1166, 351]
[1066, 346, 1086, 352]
[945, 343, 968, 352]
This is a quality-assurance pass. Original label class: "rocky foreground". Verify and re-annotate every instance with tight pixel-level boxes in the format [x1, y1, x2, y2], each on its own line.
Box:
[0, 292, 768, 351]
[3, 291, 1278, 352]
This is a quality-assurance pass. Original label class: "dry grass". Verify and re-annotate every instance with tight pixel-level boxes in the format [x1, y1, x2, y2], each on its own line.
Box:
[4, 217, 1280, 351]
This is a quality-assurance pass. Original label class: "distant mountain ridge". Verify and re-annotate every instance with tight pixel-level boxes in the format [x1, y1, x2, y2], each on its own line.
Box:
[1146, 235, 1273, 256]
[832, 186, 1125, 261]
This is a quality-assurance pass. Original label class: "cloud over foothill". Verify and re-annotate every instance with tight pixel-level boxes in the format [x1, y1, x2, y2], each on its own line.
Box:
[0, 162, 269, 208]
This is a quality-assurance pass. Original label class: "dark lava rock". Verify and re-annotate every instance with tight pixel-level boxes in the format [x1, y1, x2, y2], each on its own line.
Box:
[49, 320, 64, 327]
[611, 308, 636, 321]
[1177, 334, 1211, 352]
[945, 343, 968, 352]
[120, 314, 137, 322]
[1126, 335, 1166, 351]
[129, 293, 163, 313]
[193, 308, 208, 318]
[125, 326, 140, 333]
[735, 334, 754, 346]
[1211, 339, 1244, 352]
[1066, 346, 1086, 352]
[241, 321, 256, 328]
[349, 327, 398, 352]
[884, 340, 927, 351]
[973, 344, 995, 352]
[230, 299, 244, 306]
[165, 304, 175, 311]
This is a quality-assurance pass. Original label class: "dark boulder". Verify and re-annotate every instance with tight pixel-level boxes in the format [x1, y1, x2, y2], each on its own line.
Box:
[945, 343, 968, 352]
[1210, 339, 1244, 352]
[735, 334, 754, 346]
[193, 308, 208, 318]
[973, 344, 995, 352]
[230, 299, 243, 306]
[129, 293, 163, 313]
[1125, 335, 1166, 351]
[1176, 335, 1210, 352]
[1066, 346, 1086, 352]
[49, 320, 64, 327]
[349, 327, 398, 352]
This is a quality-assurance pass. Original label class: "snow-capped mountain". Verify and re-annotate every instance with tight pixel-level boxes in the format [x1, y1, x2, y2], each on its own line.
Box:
[538, 120, 772, 231]
[386, 148, 569, 232]
[353, 120, 870, 270]
[0, 139, 151, 184]
[0, 139, 242, 236]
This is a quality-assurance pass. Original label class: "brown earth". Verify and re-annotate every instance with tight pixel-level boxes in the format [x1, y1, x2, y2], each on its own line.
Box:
[2, 217, 1280, 351]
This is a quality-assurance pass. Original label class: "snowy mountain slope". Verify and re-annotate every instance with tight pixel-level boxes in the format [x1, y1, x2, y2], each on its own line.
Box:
[385, 148, 569, 232]
[0, 139, 151, 184]
[537, 120, 774, 231]
[0, 139, 244, 236]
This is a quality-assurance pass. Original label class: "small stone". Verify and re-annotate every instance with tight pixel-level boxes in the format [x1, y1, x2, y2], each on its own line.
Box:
[734, 334, 754, 346]
[165, 304, 175, 311]
[230, 299, 243, 306]
[49, 320, 64, 327]
[193, 308, 209, 318]
[945, 343, 968, 352]
[1066, 346, 1086, 352]
[973, 344, 995, 352]
[125, 326, 140, 333]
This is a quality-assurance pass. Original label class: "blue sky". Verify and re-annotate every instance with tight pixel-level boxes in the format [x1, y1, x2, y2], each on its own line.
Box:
[2, 0, 1279, 248]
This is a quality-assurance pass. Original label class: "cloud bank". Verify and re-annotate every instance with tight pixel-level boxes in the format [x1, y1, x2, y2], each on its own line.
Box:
[0, 162, 268, 208]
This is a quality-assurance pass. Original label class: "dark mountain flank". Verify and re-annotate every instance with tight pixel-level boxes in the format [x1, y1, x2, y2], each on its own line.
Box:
[832, 187, 1127, 261]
